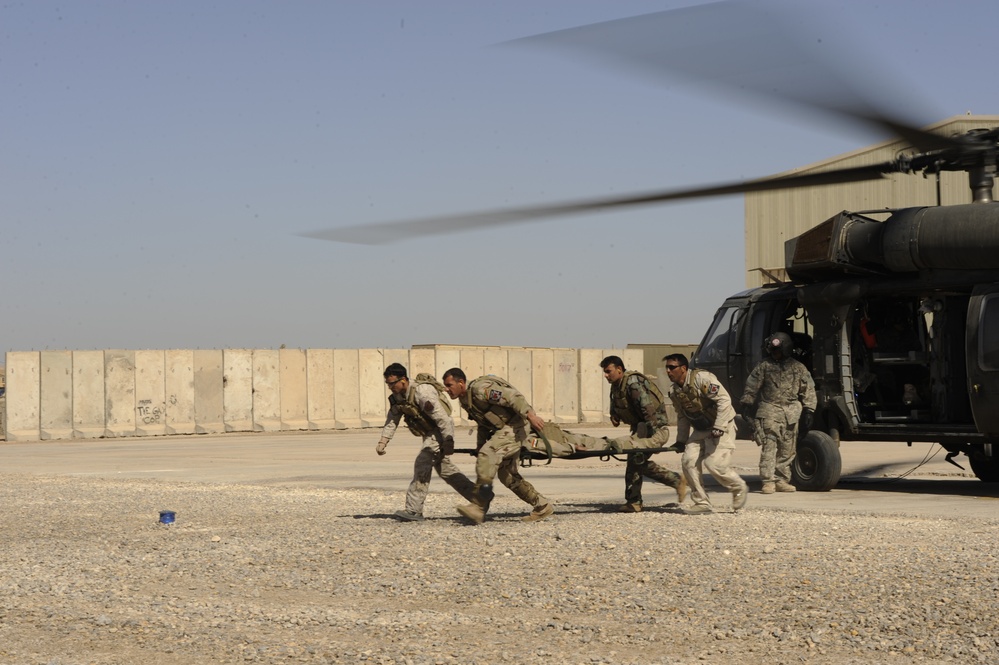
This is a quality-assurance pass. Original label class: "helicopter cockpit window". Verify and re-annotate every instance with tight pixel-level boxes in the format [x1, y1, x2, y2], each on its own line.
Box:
[979, 294, 999, 371]
[696, 306, 740, 365]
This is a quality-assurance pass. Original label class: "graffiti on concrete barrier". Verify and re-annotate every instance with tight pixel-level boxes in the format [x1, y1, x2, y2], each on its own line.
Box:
[137, 399, 163, 425]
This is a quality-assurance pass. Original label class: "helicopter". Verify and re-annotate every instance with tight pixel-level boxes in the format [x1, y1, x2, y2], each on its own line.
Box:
[304, 2, 999, 490]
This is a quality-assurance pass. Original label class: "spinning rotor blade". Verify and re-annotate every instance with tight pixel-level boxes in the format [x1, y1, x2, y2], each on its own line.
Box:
[303, 1, 980, 246]
[508, 1, 964, 155]
[302, 162, 893, 245]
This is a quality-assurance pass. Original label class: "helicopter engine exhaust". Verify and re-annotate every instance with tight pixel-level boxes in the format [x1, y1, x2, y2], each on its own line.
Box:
[786, 203, 999, 281]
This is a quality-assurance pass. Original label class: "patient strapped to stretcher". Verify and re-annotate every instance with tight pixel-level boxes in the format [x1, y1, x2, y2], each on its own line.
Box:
[524, 422, 674, 458]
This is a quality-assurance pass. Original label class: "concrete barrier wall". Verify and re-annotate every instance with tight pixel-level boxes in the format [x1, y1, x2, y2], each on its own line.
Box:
[3, 346, 655, 442]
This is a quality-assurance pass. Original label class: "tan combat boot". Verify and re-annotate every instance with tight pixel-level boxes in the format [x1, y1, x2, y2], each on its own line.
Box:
[775, 480, 797, 492]
[617, 502, 642, 513]
[456, 503, 486, 524]
[761, 482, 776, 494]
[522, 503, 554, 522]
[732, 484, 748, 512]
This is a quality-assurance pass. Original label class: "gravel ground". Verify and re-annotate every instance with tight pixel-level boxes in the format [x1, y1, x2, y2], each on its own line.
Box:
[2, 473, 998, 665]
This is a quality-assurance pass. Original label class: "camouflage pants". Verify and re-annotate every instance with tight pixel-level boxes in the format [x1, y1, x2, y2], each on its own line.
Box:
[474, 427, 550, 511]
[753, 418, 796, 484]
[405, 439, 477, 515]
[680, 422, 747, 508]
[625, 457, 683, 505]
[528, 422, 672, 456]
[528, 423, 680, 504]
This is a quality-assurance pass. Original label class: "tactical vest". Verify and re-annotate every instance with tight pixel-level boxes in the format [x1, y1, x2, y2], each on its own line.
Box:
[610, 370, 665, 427]
[670, 369, 718, 431]
[462, 375, 525, 432]
[390, 374, 451, 438]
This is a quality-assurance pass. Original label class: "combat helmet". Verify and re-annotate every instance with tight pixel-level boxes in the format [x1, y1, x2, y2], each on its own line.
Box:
[765, 331, 794, 357]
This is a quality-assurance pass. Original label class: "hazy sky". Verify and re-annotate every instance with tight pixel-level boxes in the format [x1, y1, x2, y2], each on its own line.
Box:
[4, 0, 996, 352]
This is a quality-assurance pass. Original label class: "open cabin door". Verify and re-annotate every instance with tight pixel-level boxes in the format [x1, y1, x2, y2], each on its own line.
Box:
[966, 284, 999, 434]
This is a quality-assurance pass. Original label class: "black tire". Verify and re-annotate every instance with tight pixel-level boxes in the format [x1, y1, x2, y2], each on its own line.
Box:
[969, 453, 999, 483]
[792, 431, 842, 491]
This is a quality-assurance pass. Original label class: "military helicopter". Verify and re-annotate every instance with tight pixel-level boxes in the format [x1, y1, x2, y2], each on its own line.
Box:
[305, 2, 999, 490]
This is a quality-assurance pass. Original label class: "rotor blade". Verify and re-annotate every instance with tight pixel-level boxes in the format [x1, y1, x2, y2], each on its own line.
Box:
[301, 163, 893, 245]
[505, 1, 963, 155]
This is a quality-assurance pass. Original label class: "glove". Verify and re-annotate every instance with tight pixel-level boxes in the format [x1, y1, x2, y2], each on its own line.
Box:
[440, 435, 455, 457]
[375, 438, 389, 455]
[711, 427, 725, 439]
[666, 441, 686, 454]
[738, 403, 756, 420]
[800, 408, 814, 435]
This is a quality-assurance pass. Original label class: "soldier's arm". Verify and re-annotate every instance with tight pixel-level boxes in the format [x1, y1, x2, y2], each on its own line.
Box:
[799, 366, 818, 411]
[627, 375, 658, 424]
[478, 381, 543, 429]
[670, 394, 691, 443]
[740, 365, 764, 406]
[379, 407, 402, 442]
[700, 373, 736, 427]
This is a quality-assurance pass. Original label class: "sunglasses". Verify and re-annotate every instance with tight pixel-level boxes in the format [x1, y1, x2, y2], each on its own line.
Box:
[665, 365, 682, 371]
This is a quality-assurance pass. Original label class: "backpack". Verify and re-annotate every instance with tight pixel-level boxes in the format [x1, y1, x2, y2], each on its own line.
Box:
[412, 373, 452, 416]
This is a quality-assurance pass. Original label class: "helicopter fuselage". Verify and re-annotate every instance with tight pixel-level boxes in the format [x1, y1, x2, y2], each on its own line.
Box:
[692, 203, 999, 488]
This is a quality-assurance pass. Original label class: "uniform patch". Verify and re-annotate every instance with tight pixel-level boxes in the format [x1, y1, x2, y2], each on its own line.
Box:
[708, 383, 720, 395]
[488, 389, 503, 403]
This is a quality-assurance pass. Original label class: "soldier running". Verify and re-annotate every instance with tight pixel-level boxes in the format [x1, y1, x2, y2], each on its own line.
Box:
[601, 355, 686, 512]
[664, 353, 749, 515]
[442, 368, 554, 525]
[376, 363, 476, 521]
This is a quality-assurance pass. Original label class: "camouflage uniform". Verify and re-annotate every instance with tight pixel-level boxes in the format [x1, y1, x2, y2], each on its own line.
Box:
[740, 356, 817, 485]
[458, 376, 552, 515]
[609, 372, 683, 506]
[669, 368, 748, 510]
[381, 381, 476, 516]
[525, 421, 673, 457]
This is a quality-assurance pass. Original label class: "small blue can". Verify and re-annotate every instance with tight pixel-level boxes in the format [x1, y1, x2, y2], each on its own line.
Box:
[159, 510, 176, 525]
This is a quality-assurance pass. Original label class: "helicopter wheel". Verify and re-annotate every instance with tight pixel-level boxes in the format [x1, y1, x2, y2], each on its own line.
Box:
[792, 431, 842, 492]
[969, 452, 999, 483]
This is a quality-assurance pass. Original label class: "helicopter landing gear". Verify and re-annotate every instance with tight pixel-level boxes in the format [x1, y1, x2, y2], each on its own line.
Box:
[792, 431, 842, 491]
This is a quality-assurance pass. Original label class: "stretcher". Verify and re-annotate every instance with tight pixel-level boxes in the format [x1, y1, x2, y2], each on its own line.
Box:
[455, 425, 682, 466]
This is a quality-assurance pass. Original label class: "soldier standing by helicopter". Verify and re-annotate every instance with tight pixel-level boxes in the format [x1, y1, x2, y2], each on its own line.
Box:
[738, 333, 817, 494]
[601, 355, 686, 512]
[376, 363, 476, 521]
[664, 353, 748, 515]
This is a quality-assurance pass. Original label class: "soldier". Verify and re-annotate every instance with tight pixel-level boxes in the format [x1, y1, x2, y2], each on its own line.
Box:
[664, 353, 749, 515]
[738, 332, 817, 494]
[441, 368, 555, 525]
[376, 363, 476, 521]
[525, 420, 672, 456]
[601, 355, 686, 512]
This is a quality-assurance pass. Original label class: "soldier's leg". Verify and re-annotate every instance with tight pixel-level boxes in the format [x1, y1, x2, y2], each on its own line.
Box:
[404, 445, 436, 515]
[435, 454, 476, 502]
[496, 456, 549, 508]
[756, 419, 780, 485]
[774, 425, 797, 485]
[641, 459, 684, 491]
[681, 440, 711, 507]
[702, 426, 749, 510]
[624, 455, 645, 505]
